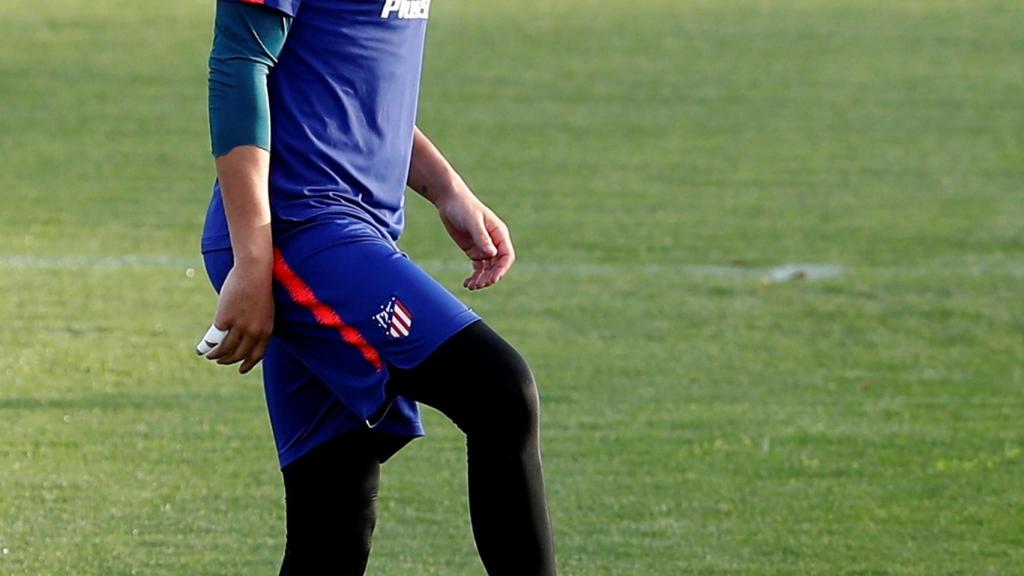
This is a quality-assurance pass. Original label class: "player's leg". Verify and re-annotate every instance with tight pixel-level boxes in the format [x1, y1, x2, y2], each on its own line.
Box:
[260, 340, 387, 575]
[278, 426, 381, 576]
[263, 221, 556, 573]
[204, 247, 388, 575]
[386, 320, 557, 576]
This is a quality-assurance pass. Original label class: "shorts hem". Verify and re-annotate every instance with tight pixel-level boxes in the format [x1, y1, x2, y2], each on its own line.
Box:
[389, 309, 482, 371]
[277, 425, 426, 470]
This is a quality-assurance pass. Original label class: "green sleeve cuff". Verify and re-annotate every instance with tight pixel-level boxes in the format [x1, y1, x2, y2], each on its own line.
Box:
[208, 0, 292, 157]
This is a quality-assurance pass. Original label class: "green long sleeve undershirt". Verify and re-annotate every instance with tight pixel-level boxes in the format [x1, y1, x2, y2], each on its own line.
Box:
[208, 0, 292, 157]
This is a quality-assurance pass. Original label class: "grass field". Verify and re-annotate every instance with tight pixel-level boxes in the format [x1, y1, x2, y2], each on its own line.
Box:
[2, 0, 1023, 573]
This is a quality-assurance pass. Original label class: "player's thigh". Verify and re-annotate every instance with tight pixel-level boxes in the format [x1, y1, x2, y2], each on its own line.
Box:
[387, 320, 540, 439]
[271, 234, 479, 424]
[262, 337, 374, 467]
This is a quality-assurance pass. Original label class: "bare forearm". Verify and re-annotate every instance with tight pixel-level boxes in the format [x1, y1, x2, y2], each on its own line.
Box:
[216, 145, 273, 266]
[408, 126, 474, 206]
[200, 1, 289, 373]
[407, 126, 515, 290]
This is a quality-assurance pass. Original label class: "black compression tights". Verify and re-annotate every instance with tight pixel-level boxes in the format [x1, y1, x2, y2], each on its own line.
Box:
[278, 320, 557, 575]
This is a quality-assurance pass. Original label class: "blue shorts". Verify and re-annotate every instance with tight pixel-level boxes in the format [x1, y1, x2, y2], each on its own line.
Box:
[203, 218, 480, 468]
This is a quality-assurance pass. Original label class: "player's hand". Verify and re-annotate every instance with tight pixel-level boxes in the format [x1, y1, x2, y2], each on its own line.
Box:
[436, 193, 516, 290]
[204, 258, 275, 374]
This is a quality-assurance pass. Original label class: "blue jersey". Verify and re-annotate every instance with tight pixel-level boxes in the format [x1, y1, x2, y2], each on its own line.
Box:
[202, 0, 432, 252]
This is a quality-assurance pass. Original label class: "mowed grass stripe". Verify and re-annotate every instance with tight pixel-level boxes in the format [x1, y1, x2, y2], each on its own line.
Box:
[4, 254, 1024, 283]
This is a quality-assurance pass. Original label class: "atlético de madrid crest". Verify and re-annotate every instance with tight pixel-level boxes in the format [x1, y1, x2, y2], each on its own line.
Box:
[374, 295, 414, 339]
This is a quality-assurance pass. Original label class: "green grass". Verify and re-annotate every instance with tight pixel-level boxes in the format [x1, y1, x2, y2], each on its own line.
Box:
[2, 0, 1023, 573]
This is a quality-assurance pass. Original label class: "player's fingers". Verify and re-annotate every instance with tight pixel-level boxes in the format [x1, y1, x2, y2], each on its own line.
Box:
[464, 259, 487, 289]
[196, 324, 229, 356]
[493, 251, 516, 279]
[218, 333, 257, 365]
[469, 213, 498, 259]
[473, 235, 515, 288]
[239, 357, 259, 375]
[465, 245, 497, 262]
[470, 260, 491, 289]
[494, 225, 515, 263]
[206, 325, 242, 360]
[486, 218, 512, 253]
[477, 255, 513, 288]
[239, 337, 270, 374]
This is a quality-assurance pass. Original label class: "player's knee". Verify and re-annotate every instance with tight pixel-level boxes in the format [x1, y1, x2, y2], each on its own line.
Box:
[482, 342, 540, 444]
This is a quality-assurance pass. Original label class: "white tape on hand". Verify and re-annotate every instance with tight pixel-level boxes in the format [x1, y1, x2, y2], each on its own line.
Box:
[196, 324, 229, 356]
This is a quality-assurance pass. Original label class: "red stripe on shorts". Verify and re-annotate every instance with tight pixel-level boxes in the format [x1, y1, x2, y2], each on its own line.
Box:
[239, 0, 268, 5]
[272, 247, 383, 371]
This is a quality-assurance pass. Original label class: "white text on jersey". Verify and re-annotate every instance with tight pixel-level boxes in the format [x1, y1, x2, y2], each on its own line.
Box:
[380, 0, 431, 20]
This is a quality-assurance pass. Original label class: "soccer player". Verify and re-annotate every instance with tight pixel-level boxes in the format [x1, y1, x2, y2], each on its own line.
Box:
[197, 0, 557, 574]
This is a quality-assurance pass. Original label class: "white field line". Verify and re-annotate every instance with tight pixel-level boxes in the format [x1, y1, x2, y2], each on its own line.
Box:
[0, 254, 1021, 280]
[0, 254, 840, 280]
[0, 255, 200, 269]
